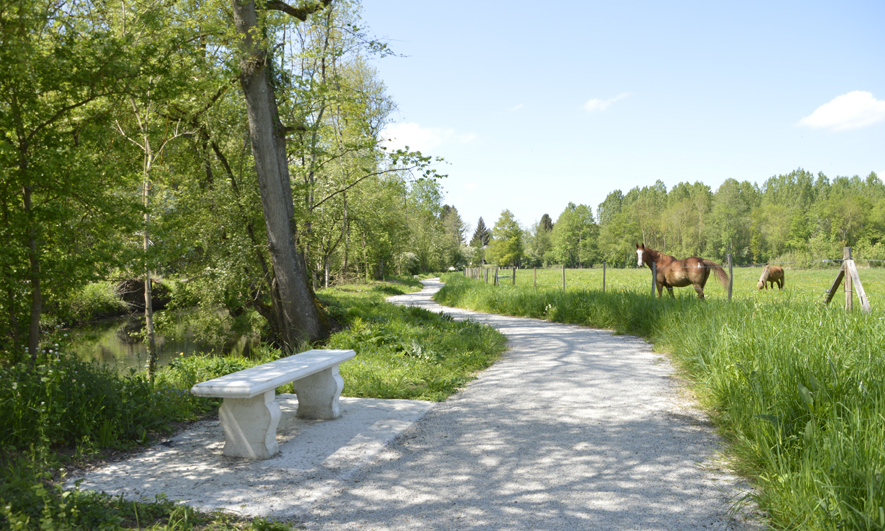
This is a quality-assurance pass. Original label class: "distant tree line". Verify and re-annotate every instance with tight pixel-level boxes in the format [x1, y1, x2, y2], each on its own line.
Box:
[475, 169, 885, 269]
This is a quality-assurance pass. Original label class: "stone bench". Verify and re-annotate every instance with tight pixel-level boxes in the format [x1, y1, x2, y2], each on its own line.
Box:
[190, 349, 356, 459]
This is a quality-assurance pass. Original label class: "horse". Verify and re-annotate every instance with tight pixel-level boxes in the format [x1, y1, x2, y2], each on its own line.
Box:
[636, 244, 729, 299]
[757, 265, 784, 290]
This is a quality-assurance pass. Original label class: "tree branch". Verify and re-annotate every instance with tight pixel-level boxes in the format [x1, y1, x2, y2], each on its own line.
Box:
[266, 0, 333, 21]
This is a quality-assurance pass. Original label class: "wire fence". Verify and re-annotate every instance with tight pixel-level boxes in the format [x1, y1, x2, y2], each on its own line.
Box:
[463, 249, 884, 313]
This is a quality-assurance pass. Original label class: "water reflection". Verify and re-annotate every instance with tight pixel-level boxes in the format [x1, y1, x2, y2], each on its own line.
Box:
[68, 315, 255, 375]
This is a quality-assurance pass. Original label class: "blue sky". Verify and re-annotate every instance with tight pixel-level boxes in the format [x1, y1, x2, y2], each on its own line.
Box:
[360, 1, 885, 233]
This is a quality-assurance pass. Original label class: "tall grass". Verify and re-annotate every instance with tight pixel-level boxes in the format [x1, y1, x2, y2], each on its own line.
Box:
[437, 272, 885, 530]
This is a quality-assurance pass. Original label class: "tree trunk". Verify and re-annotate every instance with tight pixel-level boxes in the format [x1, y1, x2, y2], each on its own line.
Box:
[342, 192, 348, 275]
[362, 233, 369, 281]
[324, 256, 330, 288]
[143, 179, 158, 381]
[232, 0, 328, 348]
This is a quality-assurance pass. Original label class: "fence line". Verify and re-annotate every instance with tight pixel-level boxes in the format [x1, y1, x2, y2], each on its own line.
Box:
[463, 247, 877, 313]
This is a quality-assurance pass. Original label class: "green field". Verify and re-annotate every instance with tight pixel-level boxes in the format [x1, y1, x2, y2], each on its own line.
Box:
[469, 264, 885, 312]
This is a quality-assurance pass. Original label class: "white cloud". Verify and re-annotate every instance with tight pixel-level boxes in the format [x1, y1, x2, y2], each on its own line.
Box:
[464, 182, 477, 190]
[798, 91, 885, 131]
[381, 122, 477, 152]
[583, 92, 629, 112]
[509, 104, 525, 112]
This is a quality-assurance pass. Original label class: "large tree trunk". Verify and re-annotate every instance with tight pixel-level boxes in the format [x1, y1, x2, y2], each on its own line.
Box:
[232, 0, 329, 348]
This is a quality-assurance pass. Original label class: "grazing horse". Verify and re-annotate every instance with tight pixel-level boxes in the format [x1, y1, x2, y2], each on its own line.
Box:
[636, 244, 729, 299]
[757, 265, 784, 290]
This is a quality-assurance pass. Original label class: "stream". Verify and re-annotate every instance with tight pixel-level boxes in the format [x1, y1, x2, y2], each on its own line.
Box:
[66, 314, 256, 375]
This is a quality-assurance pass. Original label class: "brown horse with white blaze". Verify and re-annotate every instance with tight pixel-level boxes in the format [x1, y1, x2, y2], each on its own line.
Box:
[636, 244, 729, 299]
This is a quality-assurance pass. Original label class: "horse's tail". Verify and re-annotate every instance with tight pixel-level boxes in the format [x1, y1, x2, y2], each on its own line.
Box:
[704, 260, 729, 289]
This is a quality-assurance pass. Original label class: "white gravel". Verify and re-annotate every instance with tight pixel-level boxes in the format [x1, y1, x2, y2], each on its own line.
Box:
[70, 278, 764, 530]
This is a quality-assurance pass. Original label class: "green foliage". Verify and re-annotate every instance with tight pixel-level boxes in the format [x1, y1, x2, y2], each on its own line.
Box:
[550, 202, 599, 268]
[596, 169, 885, 268]
[50, 282, 129, 324]
[156, 353, 257, 396]
[437, 272, 885, 530]
[0, 356, 203, 451]
[487, 209, 524, 267]
[1, 456, 127, 530]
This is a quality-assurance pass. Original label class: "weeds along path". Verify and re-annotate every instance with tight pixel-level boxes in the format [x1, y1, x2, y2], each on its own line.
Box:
[297, 279, 763, 530]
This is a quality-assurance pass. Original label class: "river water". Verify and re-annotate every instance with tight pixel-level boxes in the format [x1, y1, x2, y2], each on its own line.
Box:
[67, 314, 255, 374]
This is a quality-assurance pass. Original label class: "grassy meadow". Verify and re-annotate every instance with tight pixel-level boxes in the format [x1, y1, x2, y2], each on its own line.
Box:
[481, 263, 885, 307]
[438, 267, 885, 530]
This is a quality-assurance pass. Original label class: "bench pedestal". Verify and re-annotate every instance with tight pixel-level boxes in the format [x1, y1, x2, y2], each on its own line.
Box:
[292, 365, 345, 420]
[219, 390, 281, 459]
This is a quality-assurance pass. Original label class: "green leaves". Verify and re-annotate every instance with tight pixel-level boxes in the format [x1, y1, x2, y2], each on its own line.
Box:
[798, 382, 815, 414]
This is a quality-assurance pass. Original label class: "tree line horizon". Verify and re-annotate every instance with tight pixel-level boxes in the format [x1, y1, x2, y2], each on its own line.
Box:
[462, 168, 884, 270]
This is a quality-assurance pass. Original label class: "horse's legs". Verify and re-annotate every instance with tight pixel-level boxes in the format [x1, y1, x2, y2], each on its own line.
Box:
[693, 284, 705, 299]
[666, 286, 675, 298]
[656, 283, 664, 298]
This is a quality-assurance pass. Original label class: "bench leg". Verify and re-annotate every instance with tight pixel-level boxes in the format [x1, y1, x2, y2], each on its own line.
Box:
[292, 364, 344, 420]
[218, 390, 280, 459]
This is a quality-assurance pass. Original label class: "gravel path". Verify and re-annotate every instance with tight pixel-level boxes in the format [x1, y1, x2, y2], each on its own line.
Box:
[295, 279, 761, 530]
[70, 278, 762, 529]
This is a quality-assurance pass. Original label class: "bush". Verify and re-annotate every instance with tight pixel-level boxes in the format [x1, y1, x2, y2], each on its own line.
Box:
[0, 356, 202, 451]
[52, 281, 129, 324]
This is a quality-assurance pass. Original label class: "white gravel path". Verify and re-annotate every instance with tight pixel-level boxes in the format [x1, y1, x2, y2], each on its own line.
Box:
[295, 279, 762, 530]
[70, 278, 763, 530]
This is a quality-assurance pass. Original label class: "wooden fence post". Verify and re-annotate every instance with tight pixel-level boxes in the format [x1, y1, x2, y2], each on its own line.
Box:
[844, 247, 853, 311]
[494, 267, 499, 286]
[824, 247, 871, 313]
[512, 267, 516, 286]
[727, 254, 733, 301]
[845, 253, 871, 313]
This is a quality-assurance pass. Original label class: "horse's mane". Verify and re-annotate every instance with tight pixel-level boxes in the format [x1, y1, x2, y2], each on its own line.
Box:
[638, 244, 669, 263]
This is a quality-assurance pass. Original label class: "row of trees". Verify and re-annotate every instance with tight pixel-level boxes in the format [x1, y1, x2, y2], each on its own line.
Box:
[0, 0, 461, 365]
[474, 169, 885, 269]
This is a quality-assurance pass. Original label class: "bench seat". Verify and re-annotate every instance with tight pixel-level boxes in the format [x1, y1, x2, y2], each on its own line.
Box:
[191, 349, 355, 459]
